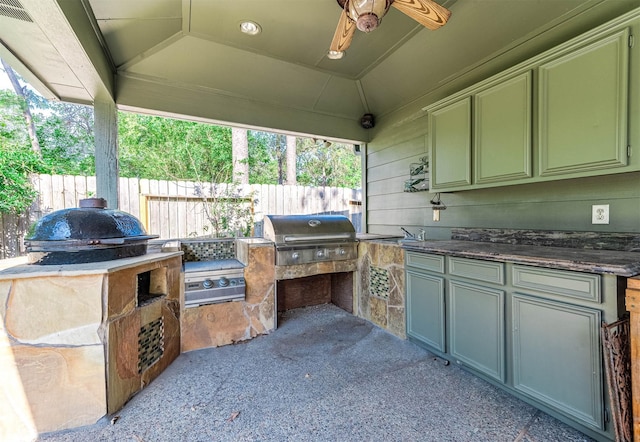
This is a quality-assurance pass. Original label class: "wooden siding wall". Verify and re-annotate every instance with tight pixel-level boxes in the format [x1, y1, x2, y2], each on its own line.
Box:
[366, 116, 640, 238]
[0, 175, 362, 259]
[366, 8, 640, 239]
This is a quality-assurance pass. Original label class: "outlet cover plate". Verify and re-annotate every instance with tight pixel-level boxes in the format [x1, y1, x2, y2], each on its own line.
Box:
[592, 204, 610, 224]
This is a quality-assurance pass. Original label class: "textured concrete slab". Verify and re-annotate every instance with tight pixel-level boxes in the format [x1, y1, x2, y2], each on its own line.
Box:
[38, 304, 593, 442]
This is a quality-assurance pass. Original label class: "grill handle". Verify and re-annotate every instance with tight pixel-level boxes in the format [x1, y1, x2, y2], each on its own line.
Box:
[283, 233, 353, 242]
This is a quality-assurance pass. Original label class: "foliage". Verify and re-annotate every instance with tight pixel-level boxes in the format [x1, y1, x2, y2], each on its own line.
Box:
[2, 90, 362, 188]
[296, 138, 361, 188]
[0, 90, 44, 214]
[0, 89, 30, 149]
[36, 102, 95, 175]
[118, 113, 233, 181]
[0, 145, 45, 214]
[194, 179, 255, 238]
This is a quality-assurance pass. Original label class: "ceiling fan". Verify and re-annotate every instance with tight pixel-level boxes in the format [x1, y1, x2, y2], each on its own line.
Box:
[328, 0, 451, 59]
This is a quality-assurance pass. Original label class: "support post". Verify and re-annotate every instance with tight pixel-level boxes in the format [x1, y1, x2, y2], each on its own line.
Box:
[94, 99, 119, 208]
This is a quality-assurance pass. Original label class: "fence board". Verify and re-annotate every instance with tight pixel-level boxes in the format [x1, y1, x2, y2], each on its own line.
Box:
[63, 175, 76, 208]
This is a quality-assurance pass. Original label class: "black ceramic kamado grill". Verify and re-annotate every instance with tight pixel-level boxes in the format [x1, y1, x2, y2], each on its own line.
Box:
[25, 198, 158, 265]
[263, 214, 357, 266]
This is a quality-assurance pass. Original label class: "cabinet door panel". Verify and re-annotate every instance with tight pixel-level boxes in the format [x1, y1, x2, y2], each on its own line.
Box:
[406, 271, 445, 352]
[475, 72, 532, 184]
[449, 280, 505, 382]
[539, 29, 629, 176]
[512, 293, 603, 429]
[429, 97, 472, 190]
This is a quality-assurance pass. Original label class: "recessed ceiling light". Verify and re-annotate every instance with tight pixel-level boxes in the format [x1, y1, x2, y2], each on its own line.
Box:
[239, 21, 261, 35]
[327, 50, 344, 60]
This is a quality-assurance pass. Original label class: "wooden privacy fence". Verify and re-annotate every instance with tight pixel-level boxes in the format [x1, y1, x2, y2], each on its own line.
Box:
[0, 174, 362, 259]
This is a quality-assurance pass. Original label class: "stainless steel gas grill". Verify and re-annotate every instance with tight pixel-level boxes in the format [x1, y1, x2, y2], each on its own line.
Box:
[183, 259, 245, 308]
[263, 214, 357, 266]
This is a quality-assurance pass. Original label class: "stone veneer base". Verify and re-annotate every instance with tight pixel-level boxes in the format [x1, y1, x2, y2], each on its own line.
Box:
[181, 240, 275, 352]
[0, 252, 183, 438]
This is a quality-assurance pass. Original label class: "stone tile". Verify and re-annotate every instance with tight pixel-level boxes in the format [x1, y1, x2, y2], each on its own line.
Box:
[369, 296, 387, 329]
[181, 301, 249, 352]
[0, 325, 39, 441]
[106, 269, 137, 318]
[6, 275, 103, 346]
[388, 265, 405, 307]
[245, 246, 275, 304]
[106, 309, 141, 413]
[388, 306, 406, 338]
[164, 256, 183, 302]
[0, 280, 11, 331]
[11, 344, 106, 433]
[254, 286, 275, 333]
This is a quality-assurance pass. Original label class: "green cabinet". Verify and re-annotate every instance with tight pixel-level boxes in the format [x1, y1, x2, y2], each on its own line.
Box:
[512, 294, 603, 429]
[406, 270, 446, 352]
[426, 23, 632, 193]
[428, 72, 533, 191]
[475, 72, 532, 184]
[429, 97, 472, 190]
[405, 251, 618, 440]
[449, 280, 505, 382]
[538, 29, 629, 176]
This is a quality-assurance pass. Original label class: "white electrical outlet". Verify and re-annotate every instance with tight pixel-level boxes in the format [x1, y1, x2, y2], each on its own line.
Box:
[592, 204, 609, 224]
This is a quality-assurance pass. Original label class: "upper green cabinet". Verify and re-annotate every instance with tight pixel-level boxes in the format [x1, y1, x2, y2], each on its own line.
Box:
[539, 29, 629, 176]
[475, 72, 532, 184]
[426, 22, 634, 193]
[429, 97, 472, 190]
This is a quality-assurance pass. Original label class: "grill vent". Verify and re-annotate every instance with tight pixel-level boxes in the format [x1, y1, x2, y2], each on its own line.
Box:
[0, 0, 32, 22]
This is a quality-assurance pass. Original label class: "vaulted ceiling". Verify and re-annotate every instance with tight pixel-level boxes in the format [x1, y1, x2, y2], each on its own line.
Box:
[0, 0, 638, 142]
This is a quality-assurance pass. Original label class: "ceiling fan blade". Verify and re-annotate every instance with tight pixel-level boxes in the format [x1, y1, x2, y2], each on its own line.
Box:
[391, 0, 451, 30]
[330, 8, 357, 52]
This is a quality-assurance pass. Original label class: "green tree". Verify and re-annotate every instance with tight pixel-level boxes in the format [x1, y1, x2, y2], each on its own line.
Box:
[36, 102, 95, 175]
[296, 138, 361, 188]
[118, 112, 233, 181]
[0, 90, 45, 214]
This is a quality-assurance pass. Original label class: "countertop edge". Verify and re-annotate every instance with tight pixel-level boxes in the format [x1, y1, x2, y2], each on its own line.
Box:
[401, 241, 640, 277]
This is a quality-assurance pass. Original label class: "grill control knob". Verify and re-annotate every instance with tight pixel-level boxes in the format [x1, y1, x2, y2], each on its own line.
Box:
[292, 252, 300, 260]
[202, 279, 214, 289]
[230, 279, 237, 286]
[218, 277, 230, 287]
[338, 248, 346, 255]
[316, 250, 325, 258]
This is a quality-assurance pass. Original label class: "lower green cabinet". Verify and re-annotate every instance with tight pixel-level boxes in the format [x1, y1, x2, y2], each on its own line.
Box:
[512, 293, 604, 430]
[406, 270, 445, 352]
[405, 251, 616, 441]
[449, 280, 505, 382]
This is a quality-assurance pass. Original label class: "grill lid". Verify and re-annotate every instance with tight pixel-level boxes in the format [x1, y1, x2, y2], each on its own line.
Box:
[24, 198, 158, 264]
[26, 198, 155, 245]
[263, 214, 355, 245]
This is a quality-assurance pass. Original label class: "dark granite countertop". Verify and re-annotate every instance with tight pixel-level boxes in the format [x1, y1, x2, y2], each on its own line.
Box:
[402, 240, 640, 277]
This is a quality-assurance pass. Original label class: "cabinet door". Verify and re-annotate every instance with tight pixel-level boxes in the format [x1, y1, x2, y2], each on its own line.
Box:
[512, 293, 603, 429]
[406, 270, 445, 352]
[429, 97, 472, 190]
[475, 72, 532, 184]
[449, 280, 505, 382]
[538, 29, 629, 176]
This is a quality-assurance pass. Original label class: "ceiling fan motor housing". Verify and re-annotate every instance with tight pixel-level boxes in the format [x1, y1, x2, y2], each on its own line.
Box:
[356, 12, 380, 32]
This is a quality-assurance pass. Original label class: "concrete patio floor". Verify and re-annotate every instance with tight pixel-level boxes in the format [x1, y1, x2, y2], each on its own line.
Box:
[39, 304, 593, 442]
